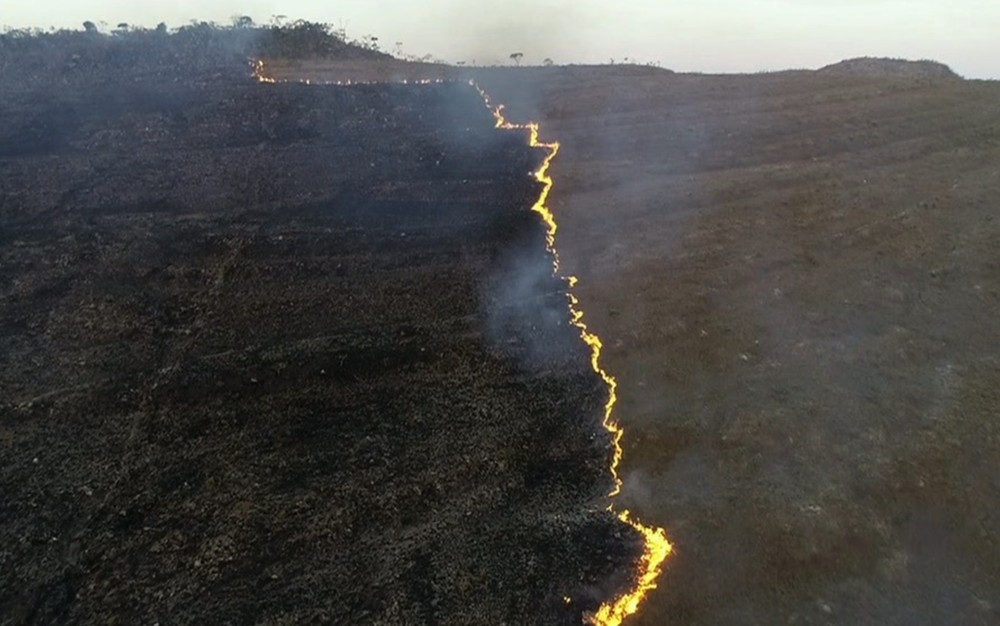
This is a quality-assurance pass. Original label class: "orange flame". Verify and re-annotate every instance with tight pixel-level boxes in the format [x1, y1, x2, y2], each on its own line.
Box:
[476, 83, 672, 626]
[251, 59, 277, 83]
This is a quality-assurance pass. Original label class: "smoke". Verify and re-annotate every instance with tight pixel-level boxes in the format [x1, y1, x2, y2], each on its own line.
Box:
[324, 0, 585, 67]
[432, 3, 579, 66]
[482, 206, 585, 373]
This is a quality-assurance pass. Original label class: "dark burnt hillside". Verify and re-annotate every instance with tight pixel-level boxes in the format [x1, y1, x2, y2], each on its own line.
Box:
[0, 59, 639, 625]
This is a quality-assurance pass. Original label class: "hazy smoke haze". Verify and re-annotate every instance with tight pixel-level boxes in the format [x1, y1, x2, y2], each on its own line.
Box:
[3, 0, 998, 78]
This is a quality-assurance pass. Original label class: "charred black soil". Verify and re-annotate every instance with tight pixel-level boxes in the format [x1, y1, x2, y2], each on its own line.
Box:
[0, 62, 640, 624]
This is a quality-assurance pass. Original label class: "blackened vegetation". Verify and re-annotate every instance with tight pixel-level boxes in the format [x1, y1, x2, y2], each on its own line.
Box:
[0, 42, 643, 626]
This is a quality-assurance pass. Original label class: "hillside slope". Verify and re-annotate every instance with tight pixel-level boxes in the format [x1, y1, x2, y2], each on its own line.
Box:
[0, 62, 637, 625]
[272, 56, 1000, 624]
[475, 66, 1000, 625]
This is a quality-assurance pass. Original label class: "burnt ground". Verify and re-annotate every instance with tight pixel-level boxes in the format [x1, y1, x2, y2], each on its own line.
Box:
[274, 59, 1000, 625]
[0, 68, 644, 623]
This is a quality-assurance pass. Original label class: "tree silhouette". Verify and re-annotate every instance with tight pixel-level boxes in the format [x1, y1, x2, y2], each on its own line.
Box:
[509, 52, 523, 66]
[543, 57, 554, 67]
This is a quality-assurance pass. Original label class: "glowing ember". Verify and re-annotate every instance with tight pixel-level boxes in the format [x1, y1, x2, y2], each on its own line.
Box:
[477, 83, 673, 626]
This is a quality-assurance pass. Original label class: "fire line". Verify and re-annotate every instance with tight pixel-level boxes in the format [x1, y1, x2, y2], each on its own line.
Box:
[474, 85, 672, 626]
[252, 59, 672, 625]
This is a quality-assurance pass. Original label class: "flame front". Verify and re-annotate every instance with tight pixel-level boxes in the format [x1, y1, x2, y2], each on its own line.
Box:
[251, 59, 444, 86]
[251, 59, 277, 83]
[477, 85, 672, 626]
[252, 61, 672, 624]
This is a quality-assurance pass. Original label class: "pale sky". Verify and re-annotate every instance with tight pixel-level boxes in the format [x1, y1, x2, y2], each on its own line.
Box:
[4, 1, 998, 78]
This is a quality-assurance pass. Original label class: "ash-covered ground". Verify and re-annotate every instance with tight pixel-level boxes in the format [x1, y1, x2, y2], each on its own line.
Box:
[0, 51, 642, 624]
